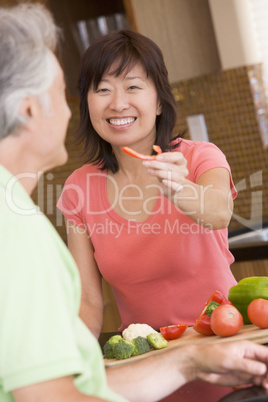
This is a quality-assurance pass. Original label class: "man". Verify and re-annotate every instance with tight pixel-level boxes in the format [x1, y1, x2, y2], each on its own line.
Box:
[0, 3, 268, 402]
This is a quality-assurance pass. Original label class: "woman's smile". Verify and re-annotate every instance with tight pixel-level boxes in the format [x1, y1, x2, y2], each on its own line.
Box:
[107, 117, 137, 129]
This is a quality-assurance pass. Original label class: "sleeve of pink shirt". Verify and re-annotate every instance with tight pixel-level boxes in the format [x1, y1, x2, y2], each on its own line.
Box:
[180, 140, 238, 200]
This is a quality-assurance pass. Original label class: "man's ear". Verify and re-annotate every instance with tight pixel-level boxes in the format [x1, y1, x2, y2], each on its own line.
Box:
[19, 97, 41, 120]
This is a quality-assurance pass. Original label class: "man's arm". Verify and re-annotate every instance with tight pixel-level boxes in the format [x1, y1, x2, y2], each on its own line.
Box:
[106, 341, 268, 402]
[12, 376, 108, 402]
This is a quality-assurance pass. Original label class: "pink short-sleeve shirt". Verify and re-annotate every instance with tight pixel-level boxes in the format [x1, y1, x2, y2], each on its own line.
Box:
[57, 139, 237, 330]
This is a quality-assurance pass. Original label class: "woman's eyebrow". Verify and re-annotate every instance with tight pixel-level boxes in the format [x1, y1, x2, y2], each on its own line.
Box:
[126, 75, 142, 80]
[99, 75, 145, 83]
[125, 75, 145, 81]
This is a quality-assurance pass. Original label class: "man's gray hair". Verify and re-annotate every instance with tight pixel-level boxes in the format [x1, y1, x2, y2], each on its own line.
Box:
[0, 3, 59, 138]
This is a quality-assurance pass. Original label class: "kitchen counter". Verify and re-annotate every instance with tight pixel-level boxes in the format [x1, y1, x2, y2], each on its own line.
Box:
[229, 227, 268, 261]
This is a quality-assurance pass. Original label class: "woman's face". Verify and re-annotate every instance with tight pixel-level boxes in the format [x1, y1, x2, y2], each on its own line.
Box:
[87, 62, 162, 149]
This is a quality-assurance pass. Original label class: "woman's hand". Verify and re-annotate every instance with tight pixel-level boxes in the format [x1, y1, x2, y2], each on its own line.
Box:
[143, 151, 188, 198]
[143, 152, 233, 229]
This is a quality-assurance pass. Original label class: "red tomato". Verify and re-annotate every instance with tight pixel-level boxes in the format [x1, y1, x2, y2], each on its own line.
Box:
[248, 298, 268, 328]
[160, 324, 188, 340]
[210, 304, 243, 337]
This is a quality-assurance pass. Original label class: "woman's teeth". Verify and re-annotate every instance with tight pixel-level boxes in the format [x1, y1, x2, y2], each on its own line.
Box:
[108, 118, 135, 126]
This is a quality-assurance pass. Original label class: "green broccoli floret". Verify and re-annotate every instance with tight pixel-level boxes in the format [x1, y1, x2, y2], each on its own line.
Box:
[103, 335, 123, 359]
[205, 301, 220, 317]
[113, 340, 134, 360]
[132, 336, 151, 356]
[147, 333, 168, 350]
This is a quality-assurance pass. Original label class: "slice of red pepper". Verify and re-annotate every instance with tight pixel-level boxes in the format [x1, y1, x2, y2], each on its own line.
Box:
[206, 290, 233, 306]
[160, 324, 188, 340]
[193, 290, 233, 336]
[121, 145, 162, 160]
[193, 313, 214, 336]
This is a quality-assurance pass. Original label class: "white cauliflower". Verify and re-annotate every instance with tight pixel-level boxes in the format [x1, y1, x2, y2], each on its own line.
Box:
[122, 323, 158, 342]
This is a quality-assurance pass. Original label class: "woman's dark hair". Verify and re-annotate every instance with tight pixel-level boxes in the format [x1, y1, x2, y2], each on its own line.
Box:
[77, 29, 182, 173]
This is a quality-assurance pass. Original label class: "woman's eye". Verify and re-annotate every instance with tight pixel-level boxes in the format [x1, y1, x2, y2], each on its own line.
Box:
[96, 88, 109, 93]
[128, 86, 139, 90]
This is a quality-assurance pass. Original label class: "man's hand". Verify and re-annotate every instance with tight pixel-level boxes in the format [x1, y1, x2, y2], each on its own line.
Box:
[192, 341, 268, 388]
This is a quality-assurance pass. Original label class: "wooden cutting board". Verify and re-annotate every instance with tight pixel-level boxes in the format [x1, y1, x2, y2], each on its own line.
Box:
[104, 324, 268, 367]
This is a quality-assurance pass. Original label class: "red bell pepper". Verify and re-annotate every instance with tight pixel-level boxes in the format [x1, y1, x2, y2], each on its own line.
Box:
[121, 145, 162, 160]
[160, 324, 188, 340]
[193, 290, 233, 336]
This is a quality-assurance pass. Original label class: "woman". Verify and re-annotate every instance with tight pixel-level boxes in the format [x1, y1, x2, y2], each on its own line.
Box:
[57, 30, 237, 338]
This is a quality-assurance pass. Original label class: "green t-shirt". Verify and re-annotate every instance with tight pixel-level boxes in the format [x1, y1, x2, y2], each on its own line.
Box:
[0, 166, 126, 402]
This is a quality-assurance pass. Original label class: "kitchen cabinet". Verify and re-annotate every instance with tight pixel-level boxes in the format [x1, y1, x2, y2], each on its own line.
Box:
[0, 0, 220, 91]
[231, 259, 268, 282]
[102, 280, 121, 332]
[230, 238, 268, 281]
[123, 0, 221, 84]
[47, 0, 128, 96]
[46, 0, 220, 94]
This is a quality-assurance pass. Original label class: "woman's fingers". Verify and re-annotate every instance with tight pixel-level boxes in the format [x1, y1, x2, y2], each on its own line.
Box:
[143, 152, 188, 177]
[155, 151, 185, 163]
[143, 156, 187, 187]
[142, 152, 188, 199]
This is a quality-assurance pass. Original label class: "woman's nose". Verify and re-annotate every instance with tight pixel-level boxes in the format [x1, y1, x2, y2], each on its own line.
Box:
[109, 90, 129, 111]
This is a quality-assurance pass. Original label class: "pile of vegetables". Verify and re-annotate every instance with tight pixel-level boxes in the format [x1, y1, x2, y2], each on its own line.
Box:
[192, 276, 268, 337]
[104, 276, 268, 360]
[104, 324, 168, 360]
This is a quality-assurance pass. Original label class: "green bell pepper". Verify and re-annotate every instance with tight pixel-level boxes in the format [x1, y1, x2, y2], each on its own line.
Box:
[228, 276, 268, 324]
[205, 301, 220, 317]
